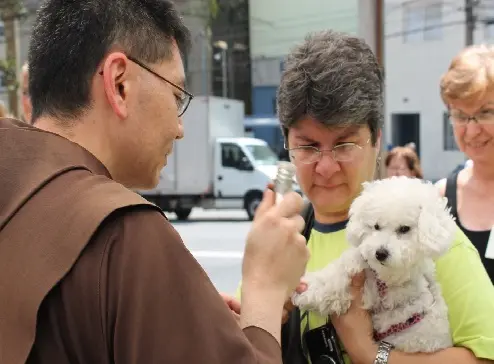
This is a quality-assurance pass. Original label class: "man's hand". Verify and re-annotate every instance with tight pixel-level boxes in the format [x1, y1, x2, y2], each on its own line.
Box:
[220, 293, 241, 325]
[282, 282, 308, 324]
[242, 189, 310, 298]
[240, 188, 310, 343]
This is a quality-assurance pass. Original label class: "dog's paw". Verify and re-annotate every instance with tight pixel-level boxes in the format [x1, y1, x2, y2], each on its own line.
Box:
[291, 270, 353, 317]
[340, 248, 367, 276]
[328, 296, 352, 317]
[291, 272, 323, 312]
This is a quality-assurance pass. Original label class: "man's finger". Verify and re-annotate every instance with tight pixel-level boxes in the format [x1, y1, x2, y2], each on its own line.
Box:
[282, 309, 289, 324]
[220, 293, 241, 314]
[283, 300, 294, 312]
[228, 298, 241, 315]
[296, 281, 308, 293]
[254, 188, 276, 220]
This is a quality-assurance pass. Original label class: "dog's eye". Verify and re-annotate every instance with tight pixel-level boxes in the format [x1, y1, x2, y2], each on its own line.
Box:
[397, 225, 411, 234]
[374, 223, 380, 230]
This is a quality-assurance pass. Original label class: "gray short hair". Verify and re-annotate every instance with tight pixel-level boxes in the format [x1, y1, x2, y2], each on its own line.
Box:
[277, 30, 384, 145]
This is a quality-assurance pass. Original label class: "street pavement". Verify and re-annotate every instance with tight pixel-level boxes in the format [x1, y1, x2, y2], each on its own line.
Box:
[170, 208, 251, 295]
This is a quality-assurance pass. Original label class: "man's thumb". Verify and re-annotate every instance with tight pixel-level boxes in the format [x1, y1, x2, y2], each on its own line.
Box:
[254, 188, 275, 220]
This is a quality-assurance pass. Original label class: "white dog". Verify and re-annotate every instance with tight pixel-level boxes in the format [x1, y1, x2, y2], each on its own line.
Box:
[292, 176, 457, 353]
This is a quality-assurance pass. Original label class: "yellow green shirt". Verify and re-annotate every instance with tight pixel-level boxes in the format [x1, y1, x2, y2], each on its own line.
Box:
[236, 220, 494, 362]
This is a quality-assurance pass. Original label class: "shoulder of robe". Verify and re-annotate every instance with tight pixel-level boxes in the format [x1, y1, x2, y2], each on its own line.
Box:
[0, 169, 165, 364]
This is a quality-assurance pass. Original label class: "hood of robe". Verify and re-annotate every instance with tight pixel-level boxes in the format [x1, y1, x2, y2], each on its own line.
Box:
[0, 117, 111, 231]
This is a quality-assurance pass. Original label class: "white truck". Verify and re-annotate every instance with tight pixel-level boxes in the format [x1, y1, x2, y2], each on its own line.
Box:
[138, 96, 300, 220]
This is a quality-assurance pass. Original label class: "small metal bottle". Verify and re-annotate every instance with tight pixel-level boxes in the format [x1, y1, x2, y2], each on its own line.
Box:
[274, 161, 296, 203]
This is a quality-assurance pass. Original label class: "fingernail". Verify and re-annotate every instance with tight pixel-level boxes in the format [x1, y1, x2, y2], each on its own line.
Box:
[296, 283, 308, 293]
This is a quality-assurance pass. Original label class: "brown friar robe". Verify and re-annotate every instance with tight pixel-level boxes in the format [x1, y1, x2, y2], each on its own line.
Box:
[0, 118, 282, 364]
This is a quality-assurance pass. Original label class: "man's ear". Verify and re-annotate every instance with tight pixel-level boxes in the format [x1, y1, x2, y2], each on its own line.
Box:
[101, 52, 131, 119]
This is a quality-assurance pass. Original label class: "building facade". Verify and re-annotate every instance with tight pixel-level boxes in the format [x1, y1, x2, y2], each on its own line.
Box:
[175, 0, 213, 98]
[384, 0, 494, 180]
[210, 0, 252, 114]
[0, 0, 216, 116]
[249, 0, 382, 116]
[0, 0, 38, 114]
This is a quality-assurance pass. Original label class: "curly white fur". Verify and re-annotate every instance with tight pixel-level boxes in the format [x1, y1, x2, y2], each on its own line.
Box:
[292, 176, 456, 353]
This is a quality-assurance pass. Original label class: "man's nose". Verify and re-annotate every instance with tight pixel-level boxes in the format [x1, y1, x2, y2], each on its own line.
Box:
[176, 119, 184, 140]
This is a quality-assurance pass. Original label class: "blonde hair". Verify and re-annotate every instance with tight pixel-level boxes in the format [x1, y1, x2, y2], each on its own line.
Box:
[440, 44, 494, 105]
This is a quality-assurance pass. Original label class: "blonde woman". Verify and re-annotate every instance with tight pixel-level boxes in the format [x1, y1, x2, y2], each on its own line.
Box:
[437, 44, 494, 283]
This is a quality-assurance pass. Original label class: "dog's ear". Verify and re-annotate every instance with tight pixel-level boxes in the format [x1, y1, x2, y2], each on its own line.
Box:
[417, 195, 457, 259]
[346, 216, 365, 247]
[346, 189, 369, 247]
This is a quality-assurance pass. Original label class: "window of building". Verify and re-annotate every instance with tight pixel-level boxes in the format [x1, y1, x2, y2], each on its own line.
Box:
[486, 22, 494, 39]
[485, 19, 494, 39]
[424, 3, 443, 40]
[443, 112, 459, 151]
[403, 1, 443, 42]
[482, 0, 494, 40]
[403, 4, 424, 43]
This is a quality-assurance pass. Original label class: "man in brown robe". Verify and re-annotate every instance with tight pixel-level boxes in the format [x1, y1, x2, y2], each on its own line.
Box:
[0, 1, 310, 363]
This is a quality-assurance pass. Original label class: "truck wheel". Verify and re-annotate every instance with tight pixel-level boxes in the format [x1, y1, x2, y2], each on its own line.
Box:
[245, 192, 262, 221]
[175, 207, 192, 221]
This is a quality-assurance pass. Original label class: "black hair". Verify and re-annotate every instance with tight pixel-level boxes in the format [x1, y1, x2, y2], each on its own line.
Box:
[28, 0, 191, 121]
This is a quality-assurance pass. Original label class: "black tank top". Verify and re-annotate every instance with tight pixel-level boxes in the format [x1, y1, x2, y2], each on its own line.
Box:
[445, 172, 494, 283]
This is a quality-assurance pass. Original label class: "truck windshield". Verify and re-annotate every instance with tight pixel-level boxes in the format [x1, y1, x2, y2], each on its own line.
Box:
[245, 144, 279, 165]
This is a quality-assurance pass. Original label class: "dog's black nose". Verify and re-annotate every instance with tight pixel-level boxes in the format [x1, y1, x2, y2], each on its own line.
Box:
[375, 248, 389, 262]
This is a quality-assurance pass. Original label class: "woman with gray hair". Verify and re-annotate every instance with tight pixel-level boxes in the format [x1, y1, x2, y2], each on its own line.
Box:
[272, 30, 494, 364]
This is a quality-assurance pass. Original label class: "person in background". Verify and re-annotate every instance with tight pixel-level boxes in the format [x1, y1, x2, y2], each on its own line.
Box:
[436, 44, 494, 283]
[20, 62, 32, 123]
[237, 30, 494, 364]
[0, 100, 9, 118]
[385, 144, 423, 178]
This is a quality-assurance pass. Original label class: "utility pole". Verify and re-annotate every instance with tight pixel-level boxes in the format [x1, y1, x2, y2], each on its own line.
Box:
[465, 0, 477, 46]
[371, 0, 387, 180]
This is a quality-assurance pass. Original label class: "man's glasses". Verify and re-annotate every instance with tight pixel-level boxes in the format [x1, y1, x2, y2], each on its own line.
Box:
[127, 55, 193, 117]
[99, 55, 194, 117]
